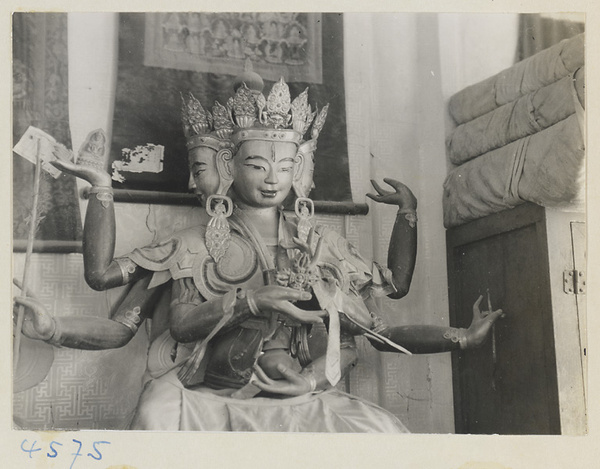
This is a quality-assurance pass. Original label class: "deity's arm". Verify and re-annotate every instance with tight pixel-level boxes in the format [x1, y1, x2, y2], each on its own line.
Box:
[15, 276, 163, 350]
[51, 317, 135, 350]
[370, 325, 467, 354]
[82, 188, 150, 290]
[51, 157, 150, 290]
[365, 296, 504, 354]
[170, 280, 257, 343]
[58, 277, 165, 349]
[367, 178, 418, 300]
[171, 281, 324, 343]
[386, 206, 417, 299]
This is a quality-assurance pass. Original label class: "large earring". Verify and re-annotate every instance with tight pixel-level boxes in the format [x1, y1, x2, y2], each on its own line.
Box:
[295, 197, 314, 243]
[205, 194, 233, 263]
[205, 148, 235, 263]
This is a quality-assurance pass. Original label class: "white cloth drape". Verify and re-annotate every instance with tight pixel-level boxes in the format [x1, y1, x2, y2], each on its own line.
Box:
[343, 13, 519, 433]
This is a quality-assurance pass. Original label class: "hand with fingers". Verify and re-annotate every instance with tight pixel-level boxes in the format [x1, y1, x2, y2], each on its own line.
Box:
[251, 363, 313, 396]
[253, 286, 326, 324]
[13, 296, 56, 342]
[464, 295, 505, 348]
[51, 129, 112, 186]
[367, 178, 417, 211]
[51, 158, 112, 187]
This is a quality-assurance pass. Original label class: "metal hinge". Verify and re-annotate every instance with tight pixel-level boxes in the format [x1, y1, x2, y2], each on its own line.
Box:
[563, 269, 586, 295]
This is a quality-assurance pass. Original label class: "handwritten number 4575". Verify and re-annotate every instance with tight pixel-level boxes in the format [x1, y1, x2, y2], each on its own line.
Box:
[21, 439, 110, 468]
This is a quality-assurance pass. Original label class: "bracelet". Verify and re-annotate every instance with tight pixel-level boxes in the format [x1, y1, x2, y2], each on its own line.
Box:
[115, 257, 137, 284]
[88, 185, 113, 194]
[443, 328, 468, 350]
[459, 332, 468, 350]
[89, 186, 114, 208]
[118, 306, 142, 334]
[397, 208, 418, 228]
[46, 318, 63, 347]
[301, 370, 318, 393]
[306, 374, 317, 392]
[246, 289, 261, 317]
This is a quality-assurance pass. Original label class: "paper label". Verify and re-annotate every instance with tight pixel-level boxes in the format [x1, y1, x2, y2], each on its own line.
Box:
[113, 144, 165, 174]
[13, 126, 65, 179]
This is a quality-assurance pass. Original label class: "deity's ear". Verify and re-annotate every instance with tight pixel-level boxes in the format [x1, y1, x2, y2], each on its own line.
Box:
[215, 147, 234, 195]
[292, 151, 306, 198]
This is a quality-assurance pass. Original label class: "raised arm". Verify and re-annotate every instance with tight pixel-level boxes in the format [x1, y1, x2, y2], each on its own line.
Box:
[52, 153, 149, 290]
[367, 178, 417, 299]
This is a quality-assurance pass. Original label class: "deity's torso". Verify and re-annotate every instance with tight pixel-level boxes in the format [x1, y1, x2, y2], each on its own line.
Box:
[125, 209, 393, 390]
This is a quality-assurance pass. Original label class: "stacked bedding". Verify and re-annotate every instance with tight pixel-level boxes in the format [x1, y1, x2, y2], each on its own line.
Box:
[443, 33, 585, 228]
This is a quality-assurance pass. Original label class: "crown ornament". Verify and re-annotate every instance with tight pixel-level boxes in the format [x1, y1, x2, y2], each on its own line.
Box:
[211, 101, 234, 139]
[291, 88, 316, 135]
[292, 103, 329, 199]
[310, 103, 329, 141]
[181, 92, 234, 150]
[227, 84, 258, 129]
[264, 77, 292, 128]
[225, 72, 327, 148]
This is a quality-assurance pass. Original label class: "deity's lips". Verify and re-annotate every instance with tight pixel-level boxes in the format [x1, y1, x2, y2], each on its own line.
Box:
[260, 190, 278, 198]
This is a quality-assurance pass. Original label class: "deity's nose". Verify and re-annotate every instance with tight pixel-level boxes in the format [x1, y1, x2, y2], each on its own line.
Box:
[265, 166, 279, 185]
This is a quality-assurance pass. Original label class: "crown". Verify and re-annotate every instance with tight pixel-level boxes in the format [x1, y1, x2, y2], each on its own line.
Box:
[298, 102, 329, 153]
[225, 69, 328, 148]
[181, 92, 234, 151]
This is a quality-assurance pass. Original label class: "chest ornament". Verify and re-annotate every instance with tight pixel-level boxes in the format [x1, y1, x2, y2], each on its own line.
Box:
[192, 232, 261, 301]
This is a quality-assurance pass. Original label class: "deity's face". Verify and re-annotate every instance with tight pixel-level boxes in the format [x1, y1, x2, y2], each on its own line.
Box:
[231, 140, 297, 208]
[188, 146, 219, 204]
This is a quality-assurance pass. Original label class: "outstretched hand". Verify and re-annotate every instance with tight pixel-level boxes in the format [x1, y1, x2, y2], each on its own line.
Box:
[51, 158, 112, 187]
[254, 286, 326, 324]
[13, 296, 56, 342]
[367, 178, 417, 210]
[251, 363, 312, 396]
[465, 295, 504, 348]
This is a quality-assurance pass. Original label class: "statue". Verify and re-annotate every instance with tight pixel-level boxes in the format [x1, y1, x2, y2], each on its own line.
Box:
[14, 70, 503, 432]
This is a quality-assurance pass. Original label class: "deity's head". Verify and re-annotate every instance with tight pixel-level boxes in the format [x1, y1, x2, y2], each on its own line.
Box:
[230, 139, 297, 208]
[214, 66, 329, 209]
[180, 92, 234, 204]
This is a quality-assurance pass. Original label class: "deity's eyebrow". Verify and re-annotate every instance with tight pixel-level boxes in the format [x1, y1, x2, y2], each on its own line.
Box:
[244, 156, 269, 163]
[244, 155, 294, 164]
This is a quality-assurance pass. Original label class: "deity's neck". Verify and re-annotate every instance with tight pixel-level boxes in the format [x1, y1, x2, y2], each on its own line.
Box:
[234, 204, 280, 246]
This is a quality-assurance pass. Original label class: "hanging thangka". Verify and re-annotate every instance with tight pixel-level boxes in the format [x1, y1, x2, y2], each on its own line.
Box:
[12, 13, 82, 243]
[111, 13, 351, 201]
[143, 12, 323, 84]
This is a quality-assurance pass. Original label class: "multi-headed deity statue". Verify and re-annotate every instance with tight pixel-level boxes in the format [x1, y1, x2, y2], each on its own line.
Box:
[15, 67, 503, 432]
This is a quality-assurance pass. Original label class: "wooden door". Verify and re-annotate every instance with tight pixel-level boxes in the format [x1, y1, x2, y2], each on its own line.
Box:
[447, 203, 561, 434]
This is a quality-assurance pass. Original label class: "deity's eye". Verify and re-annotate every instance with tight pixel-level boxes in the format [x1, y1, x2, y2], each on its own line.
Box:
[245, 163, 266, 171]
[191, 162, 207, 177]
